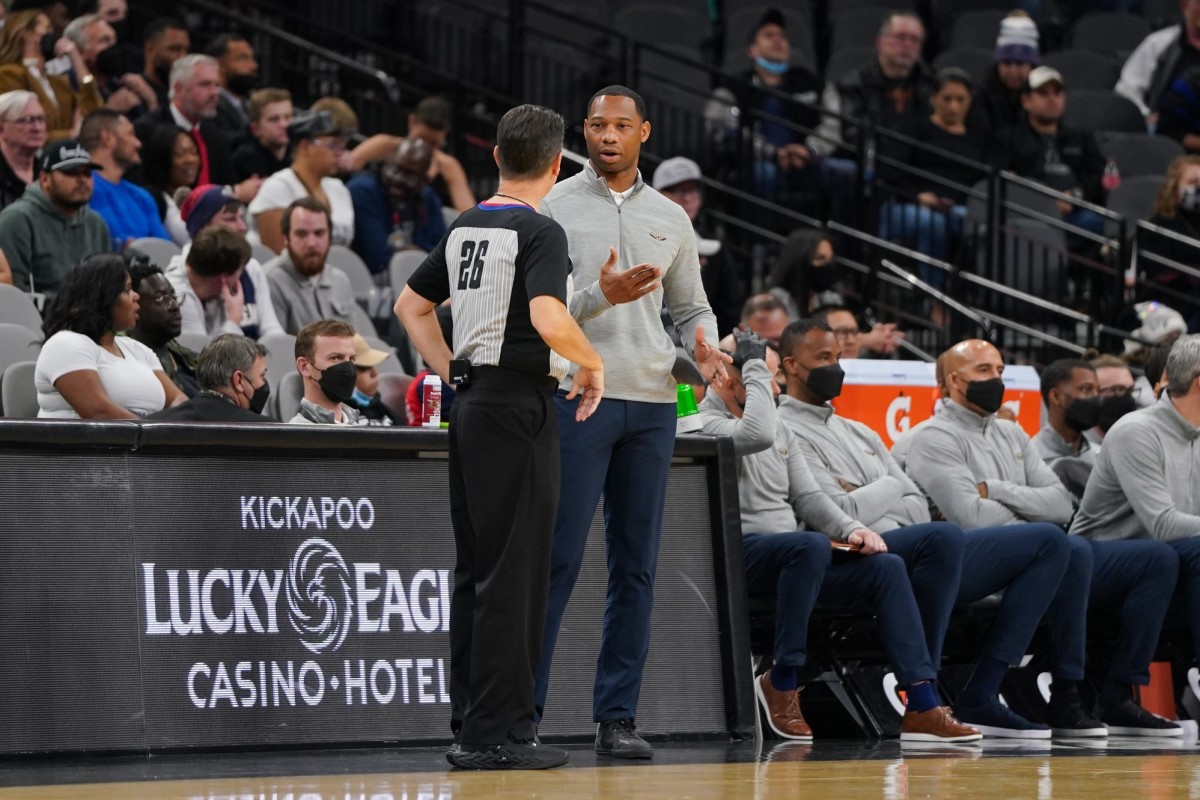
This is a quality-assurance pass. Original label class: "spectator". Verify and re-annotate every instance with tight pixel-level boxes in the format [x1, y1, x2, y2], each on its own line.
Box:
[812, 13, 935, 160]
[166, 183, 282, 340]
[310, 96, 359, 143]
[232, 87, 291, 182]
[80, 107, 169, 249]
[140, 17, 188, 109]
[288, 318, 360, 425]
[810, 303, 905, 359]
[136, 122, 198, 244]
[9, 0, 69, 34]
[125, 258, 197, 397]
[34, 252, 185, 418]
[134, 53, 254, 197]
[165, 224, 268, 344]
[263, 197, 357, 334]
[250, 109, 353, 253]
[204, 33, 256, 140]
[0, 10, 102, 141]
[879, 69, 989, 271]
[971, 11, 1039, 133]
[1155, 66, 1200, 151]
[347, 96, 476, 212]
[63, 13, 155, 116]
[767, 227, 842, 317]
[0, 90, 46, 213]
[1090, 353, 1142, 440]
[1143, 155, 1200, 322]
[403, 304, 456, 426]
[996, 67, 1107, 237]
[906, 338, 1182, 738]
[652, 156, 745, 336]
[347, 333, 402, 426]
[348, 135, 443, 274]
[1116, 0, 1200, 119]
[1071, 336, 1200, 691]
[147, 333, 274, 422]
[0, 138, 109, 301]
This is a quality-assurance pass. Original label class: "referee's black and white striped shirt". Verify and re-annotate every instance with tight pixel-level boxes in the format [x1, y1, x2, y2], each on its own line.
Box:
[407, 202, 573, 381]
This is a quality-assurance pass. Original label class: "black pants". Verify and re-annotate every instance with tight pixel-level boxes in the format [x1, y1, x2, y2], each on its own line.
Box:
[447, 366, 559, 745]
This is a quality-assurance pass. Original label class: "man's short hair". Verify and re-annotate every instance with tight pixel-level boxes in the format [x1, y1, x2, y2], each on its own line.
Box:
[128, 261, 163, 294]
[495, 104, 564, 180]
[587, 85, 647, 122]
[281, 196, 332, 237]
[1039, 358, 1094, 406]
[412, 96, 451, 131]
[79, 107, 123, 151]
[203, 32, 249, 60]
[1089, 353, 1128, 371]
[196, 333, 268, 391]
[247, 87, 291, 123]
[295, 319, 356, 362]
[144, 17, 186, 46]
[808, 304, 855, 325]
[63, 13, 101, 50]
[778, 318, 832, 357]
[0, 90, 37, 122]
[186, 226, 251, 278]
[1166, 334, 1200, 397]
[1144, 342, 1173, 388]
[879, 11, 923, 38]
[169, 53, 216, 91]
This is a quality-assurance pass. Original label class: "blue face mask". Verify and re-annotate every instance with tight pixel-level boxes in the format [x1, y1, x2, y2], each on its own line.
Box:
[755, 56, 789, 75]
[351, 388, 373, 407]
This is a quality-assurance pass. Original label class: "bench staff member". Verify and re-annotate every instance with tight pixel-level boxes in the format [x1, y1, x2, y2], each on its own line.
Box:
[395, 104, 604, 771]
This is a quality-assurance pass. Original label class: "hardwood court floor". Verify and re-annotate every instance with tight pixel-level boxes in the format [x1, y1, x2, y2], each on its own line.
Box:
[2, 739, 1200, 800]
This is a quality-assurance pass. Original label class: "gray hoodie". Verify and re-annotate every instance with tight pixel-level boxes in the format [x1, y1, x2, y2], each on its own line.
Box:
[0, 182, 110, 299]
[541, 162, 718, 403]
[1070, 394, 1200, 542]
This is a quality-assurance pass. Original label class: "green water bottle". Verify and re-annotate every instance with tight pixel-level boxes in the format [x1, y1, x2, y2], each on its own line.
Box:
[677, 384, 703, 433]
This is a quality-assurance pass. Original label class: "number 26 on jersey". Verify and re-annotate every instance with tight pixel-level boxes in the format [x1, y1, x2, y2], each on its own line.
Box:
[457, 240, 488, 290]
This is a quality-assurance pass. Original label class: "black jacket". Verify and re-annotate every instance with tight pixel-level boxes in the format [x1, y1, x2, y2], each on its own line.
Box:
[147, 392, 275, 422]
[994, 118, 1106, 204]
[134, 106, 237, 187]
[232, 138, 290, 183]
[970, 70, 1026, 134]
[727, 67, 823, 141]
[836, 59, 937, 146]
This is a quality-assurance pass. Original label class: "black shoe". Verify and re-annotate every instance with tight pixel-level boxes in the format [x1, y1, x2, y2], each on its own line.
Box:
[595, 719, 654, 759]
[1097, 698, 1183, 737]
[1046, 692, 1107, 738]
[447, 739, 569, 770]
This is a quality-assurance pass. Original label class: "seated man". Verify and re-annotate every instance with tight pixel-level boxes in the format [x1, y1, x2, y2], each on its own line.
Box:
[263, 197, 358, 333]
[126, 258, 197, 397]
[147, 333, 273, 421]
[1032, 359, 1102, 500]
[1090, 354, 1142, 443]
[907, 339, 1182, 737]
[232, 88, 292, 183]
[719, 293, 791, 349]
[779, 320, 1076, 739]
[700, 331, 980, 743]
[288, 318, 360, 425]
[809, 304, 905, 359]
[167, 225, 254, 340]
[80, 107, 169, 249]
[1072, 336, 1200, 681]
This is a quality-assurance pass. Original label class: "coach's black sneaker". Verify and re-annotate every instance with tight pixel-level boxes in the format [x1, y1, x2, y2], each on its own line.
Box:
[1046, 687, 1107, 738]
[953, 702, 1051, 739]
[1097, 698, 1183, 737]
[447, 737, 569, 770]
[596, 719, 654, 759]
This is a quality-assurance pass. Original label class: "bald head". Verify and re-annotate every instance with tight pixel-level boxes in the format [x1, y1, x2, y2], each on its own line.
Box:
[942, 339, 1006, 416]
[382, 136, 432, 202]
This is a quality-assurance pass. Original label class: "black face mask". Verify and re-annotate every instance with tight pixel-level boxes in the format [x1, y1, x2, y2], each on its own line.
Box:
[1063, 395, 1102, 432]
[808, 262, 842, 292]
[248, 380, 271, 414]
[964, 377, 1006, 414]
[110, 19, 130, 42]
[226, 72, 258, 97]
[805, 363, 845, 402]
[316, 361, 357, 405]
[1097, 393, 1137, 432]
[94, 44, 128, 78]
[40, 33, 58, 62]
[154, 61, 172, 87]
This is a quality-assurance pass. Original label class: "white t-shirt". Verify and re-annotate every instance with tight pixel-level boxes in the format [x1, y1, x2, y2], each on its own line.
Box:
[35, 331, 167, 418]
[162, 191, 189, 246]
[248, 168, 355, 248]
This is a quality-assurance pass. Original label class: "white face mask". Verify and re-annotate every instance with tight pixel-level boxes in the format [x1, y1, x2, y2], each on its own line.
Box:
[1180, 184, 1200, 213]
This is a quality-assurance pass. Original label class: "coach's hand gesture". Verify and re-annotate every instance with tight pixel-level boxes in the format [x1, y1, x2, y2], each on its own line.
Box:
[598, 247, 661, 305]
[695, 328, 733, 388]
[567, 364, 605, 421]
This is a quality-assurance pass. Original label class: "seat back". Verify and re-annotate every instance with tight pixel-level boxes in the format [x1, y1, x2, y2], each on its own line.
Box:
[0, 284, 43, 333]
[276, 370, 304, 422]
[326, 244, 377, 303]
[128, 237, 183, 268]
[0, 322, 41, 378]
[1, 360, 37, 417]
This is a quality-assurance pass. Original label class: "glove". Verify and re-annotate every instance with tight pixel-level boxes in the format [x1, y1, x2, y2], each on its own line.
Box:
[731, 329, 768, 370]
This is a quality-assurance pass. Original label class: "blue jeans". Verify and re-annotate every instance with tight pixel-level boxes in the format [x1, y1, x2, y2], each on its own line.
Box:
[878, 200, 967, 288]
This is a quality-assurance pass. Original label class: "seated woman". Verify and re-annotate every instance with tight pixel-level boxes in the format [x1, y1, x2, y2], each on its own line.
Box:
[878, 68, 989, 276]
[137, 123, 200, 246]
[0, 10, 101, 141]
[1143, 155, 1200, 331]
[35, 253, 187, 418]
[766, 226, 843, 318]
[249, 109, 354, 253]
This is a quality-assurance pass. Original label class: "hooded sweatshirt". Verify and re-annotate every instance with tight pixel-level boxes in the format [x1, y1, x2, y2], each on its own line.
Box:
[0, 182, 110, 299]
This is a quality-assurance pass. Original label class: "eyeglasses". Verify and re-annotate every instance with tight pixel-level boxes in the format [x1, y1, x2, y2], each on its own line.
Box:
[10, 114, 46, 127]
[311, 136, 349, 153]
[144, 292, 179, 308]
[830, 327, 860, 340]
[1098, 385, 1141, 399]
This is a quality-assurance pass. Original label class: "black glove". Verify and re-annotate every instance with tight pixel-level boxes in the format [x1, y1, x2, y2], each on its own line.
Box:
[731, 329, 768, 370]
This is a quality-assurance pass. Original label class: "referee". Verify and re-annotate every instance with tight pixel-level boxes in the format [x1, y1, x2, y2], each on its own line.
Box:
[395, 104, 604, 771]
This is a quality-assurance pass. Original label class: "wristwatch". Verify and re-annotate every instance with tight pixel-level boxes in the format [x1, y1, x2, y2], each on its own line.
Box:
[80, 73, 94, 85]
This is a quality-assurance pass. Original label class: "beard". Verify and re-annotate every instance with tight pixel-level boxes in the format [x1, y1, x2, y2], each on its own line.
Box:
[290, 248, 327, 277]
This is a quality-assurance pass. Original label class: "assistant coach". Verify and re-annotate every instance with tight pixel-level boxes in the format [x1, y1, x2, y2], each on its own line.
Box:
[395, 104, 604, 771]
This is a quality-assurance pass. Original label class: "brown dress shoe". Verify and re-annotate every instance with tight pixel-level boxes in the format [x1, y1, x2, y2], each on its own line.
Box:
[901, 706, 983, 742]
[755, 670, 813, 740]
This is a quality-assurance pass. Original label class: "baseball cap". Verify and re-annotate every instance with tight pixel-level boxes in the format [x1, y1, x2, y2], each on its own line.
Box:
[652, 156, 703, 191]
[39, 139, 101, 173]
[179, 184, 243, 238]
[353, 334, 392, 368]
[750, 6, 787, 42]
[287, 109, 340, 141]
[1026, 66, 1064, 92]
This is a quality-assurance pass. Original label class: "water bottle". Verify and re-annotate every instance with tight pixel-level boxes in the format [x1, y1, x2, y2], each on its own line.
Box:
[1102, 158, 1121, 192]
[676, 384, 703, 434]
[421, 373, 442, 428]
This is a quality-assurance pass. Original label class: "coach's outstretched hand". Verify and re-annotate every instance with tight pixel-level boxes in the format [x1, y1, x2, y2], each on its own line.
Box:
[598, 247, 661, 305]
[695, 328, 733, 389]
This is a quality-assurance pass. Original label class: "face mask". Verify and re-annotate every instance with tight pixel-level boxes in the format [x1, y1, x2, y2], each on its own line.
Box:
[1097, 393, 1137, 432]
[352, 388, 373, 407]
[805, 363, 845, 402]
[1182, 185, 1200, 213]
[316, 360, 358, 404]
[1063, 394, 1102, 431]
[154, 61, 172, 86]
[110, 19, 129, 42]
[809, 263, 841, 291]
[226, 72, 258, 97]
[963, 377, 1006, 414]
[39, 33, 58, 62]
[94, 44, 127, 77]
[248, 381, 271, 414]
[754, 56, 789, 75]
